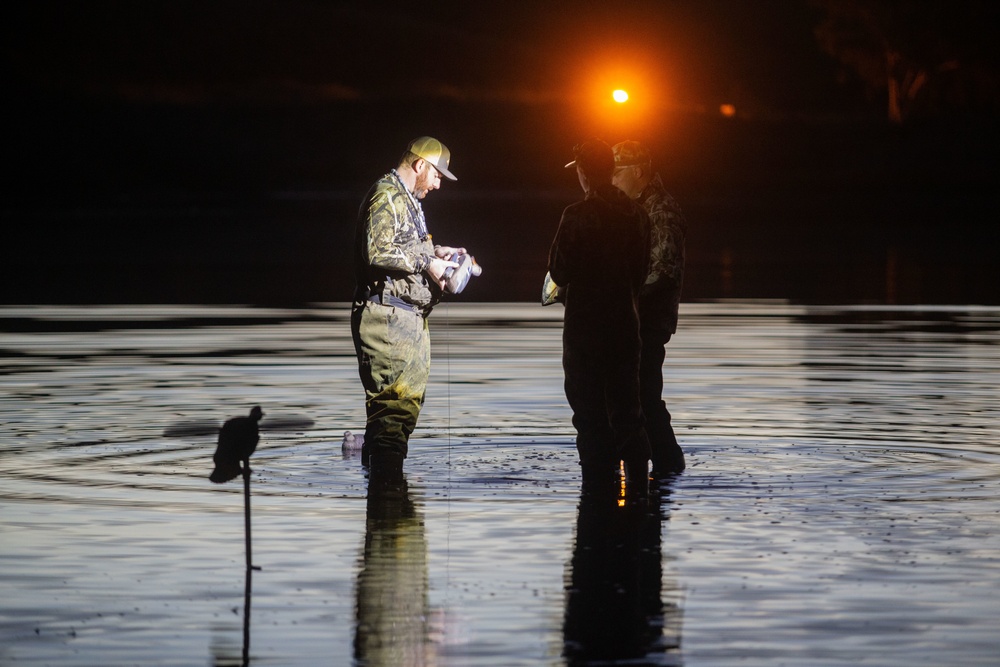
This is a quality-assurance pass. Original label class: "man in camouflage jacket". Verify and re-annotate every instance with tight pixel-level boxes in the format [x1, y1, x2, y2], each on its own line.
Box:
[613, 140, 688, 475]
[352, 136, 464, 478]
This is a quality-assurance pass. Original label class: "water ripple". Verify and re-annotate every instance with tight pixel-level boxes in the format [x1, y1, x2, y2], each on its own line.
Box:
[2, 302, 1000, 666]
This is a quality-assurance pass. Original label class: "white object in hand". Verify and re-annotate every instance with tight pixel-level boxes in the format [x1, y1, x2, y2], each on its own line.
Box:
[444, 252, 482, 294]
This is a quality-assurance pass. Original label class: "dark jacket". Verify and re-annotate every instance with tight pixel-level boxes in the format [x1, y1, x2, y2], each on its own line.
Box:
[548, 183, 651, 340]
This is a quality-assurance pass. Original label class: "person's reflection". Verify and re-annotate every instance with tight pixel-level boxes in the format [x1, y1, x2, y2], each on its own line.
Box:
[563, 480, 683, 665]
[353, 474, 435, 666]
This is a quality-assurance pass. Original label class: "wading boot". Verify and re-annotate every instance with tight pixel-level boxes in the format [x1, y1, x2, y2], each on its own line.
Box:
[623, 456, 650, 501]
[579, 459, 619, 497]
[650, 444, 685, 478]
[369, 451, 404, 484]
[647, 417, 685, 478]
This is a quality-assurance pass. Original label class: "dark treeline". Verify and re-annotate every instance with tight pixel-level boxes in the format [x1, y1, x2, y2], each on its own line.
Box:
[3, 87, 999, 306]
[5, 0, 1000, 305]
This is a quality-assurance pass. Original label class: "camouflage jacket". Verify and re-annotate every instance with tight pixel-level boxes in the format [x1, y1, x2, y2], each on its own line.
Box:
[353, 170, 441, 315]
[637, 173, 687, 335]
[548, 183, 651, 339]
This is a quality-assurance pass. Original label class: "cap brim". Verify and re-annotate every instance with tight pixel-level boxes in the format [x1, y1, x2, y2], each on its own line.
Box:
[417, 154, 457, 181]
[564, 160, 577, 169]
[427, 161, 457, 181]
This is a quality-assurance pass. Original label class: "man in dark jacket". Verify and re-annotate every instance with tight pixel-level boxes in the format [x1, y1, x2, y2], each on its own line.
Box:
[612, 140, 687, 475]
[547, 139, 652, 495]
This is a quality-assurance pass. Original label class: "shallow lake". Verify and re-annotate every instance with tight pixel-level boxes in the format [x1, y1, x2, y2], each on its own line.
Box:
[1, 302, 999, 666]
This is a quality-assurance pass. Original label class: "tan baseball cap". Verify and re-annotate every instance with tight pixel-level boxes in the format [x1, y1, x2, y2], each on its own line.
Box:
[408, 136, 457, 181]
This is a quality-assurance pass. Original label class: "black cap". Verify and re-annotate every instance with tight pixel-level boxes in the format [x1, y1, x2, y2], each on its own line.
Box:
[564, 138, 614, 176]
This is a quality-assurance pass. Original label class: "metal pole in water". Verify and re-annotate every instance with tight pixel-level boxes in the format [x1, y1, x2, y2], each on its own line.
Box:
[242, 463, 258, 664]
[243, 466, 251, 570]
[243, 464, 260, 571]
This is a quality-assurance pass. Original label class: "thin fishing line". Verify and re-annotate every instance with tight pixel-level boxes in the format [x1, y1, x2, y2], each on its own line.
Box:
[445, 305, 451, 474]
[444, 301, 452, 602]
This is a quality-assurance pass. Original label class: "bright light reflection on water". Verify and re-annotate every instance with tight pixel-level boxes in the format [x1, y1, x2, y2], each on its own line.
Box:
[1, 302, 999, 666]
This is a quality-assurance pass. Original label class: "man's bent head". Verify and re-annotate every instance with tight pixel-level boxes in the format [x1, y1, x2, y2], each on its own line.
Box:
[406, 136, 457, 181]
[397, 136, 456, 199]
[612, 140, 652, 199]
[565, 138, 614, 192]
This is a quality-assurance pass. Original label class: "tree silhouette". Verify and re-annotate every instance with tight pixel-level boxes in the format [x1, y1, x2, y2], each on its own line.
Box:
[812, 0, 1000, 122]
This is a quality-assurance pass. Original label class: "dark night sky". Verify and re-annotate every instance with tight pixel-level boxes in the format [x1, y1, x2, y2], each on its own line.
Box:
[3, 0, 858, 186]
[4, 1, 843, 109]
[3, 1, 999, 304]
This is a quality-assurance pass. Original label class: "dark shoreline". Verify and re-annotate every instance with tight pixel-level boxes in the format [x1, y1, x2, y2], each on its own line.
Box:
[4, 97, 998, 306]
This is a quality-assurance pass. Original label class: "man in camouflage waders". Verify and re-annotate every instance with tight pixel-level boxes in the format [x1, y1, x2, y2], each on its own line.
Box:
[547, 138, 653, 497]
[352, 136, 465, 480]
[612, 140, 687, 476]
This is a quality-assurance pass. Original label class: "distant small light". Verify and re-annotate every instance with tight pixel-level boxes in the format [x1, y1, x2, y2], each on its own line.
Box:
[613, 89, 629, 103]
[720, 103, 736, 117]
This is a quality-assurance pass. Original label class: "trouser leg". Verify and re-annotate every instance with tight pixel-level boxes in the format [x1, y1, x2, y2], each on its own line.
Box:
[352, 302, 429, 460]
[604, 344, 650, 463]
[606, 344, 651, 496]
[564, 345, 616, 479]
[564, 338, 649, 481]
[639, 332, 685, 473]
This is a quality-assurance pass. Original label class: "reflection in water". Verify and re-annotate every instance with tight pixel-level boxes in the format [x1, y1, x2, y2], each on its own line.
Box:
[354, 475, 435, 666]
[4, 304, 1000, 665]
[563, 481, 682, 665]
[211, 567, 253, 667]
[242, 568, 252, 666]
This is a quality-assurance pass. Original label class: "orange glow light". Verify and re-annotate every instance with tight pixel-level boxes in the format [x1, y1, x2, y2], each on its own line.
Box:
[567, 49, 668, 137]
[720, 103, 736, 117]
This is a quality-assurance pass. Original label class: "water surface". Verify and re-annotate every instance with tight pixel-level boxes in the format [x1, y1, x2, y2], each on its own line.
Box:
[2, 302, 999, 666]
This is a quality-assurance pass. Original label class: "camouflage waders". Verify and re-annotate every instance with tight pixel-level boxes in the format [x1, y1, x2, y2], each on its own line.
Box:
[352, 300, 430, 460]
